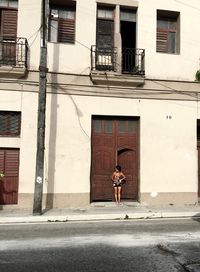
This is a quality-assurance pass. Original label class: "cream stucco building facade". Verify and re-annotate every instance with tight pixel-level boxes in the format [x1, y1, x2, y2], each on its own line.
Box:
[0, 0, 200, 210]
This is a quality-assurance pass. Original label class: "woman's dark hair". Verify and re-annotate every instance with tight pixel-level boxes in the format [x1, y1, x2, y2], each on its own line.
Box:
[115, 165, 121, 171]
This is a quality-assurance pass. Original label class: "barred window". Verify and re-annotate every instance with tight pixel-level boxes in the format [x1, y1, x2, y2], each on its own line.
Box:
[0, 111, 21, 136]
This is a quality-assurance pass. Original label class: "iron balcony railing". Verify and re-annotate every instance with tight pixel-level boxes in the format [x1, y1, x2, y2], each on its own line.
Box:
[0, 37, 28, 68]
[122, 48, 145, 75]
[91, 45, 145, 75]
[91, 45, 117, 72]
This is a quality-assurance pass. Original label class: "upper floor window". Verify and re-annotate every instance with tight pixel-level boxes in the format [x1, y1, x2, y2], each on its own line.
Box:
[156, 10, 180, 54]
[49, 0, 76, 44]
[0, 0, 18, 9]
[96, 6, 114, 49]
[0, 111, 21, 136]
[0, 0, 18, 39]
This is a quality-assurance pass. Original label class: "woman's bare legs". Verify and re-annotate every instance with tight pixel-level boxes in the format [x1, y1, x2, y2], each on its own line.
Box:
[114, 187, 118, 203]
[114, 187, 122, 204]
[118, 187, 122, 203]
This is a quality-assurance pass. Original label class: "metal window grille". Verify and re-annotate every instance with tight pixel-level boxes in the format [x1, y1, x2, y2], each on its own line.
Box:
[0, 37, 28, 68]
[0, 111, 21, 136]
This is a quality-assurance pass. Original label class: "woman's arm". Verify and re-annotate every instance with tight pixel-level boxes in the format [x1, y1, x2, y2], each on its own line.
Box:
[120, 172, 126, 181]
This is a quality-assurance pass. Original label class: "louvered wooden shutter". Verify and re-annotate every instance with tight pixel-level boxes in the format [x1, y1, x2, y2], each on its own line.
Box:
[1, 9, 18, 39]
[58, 18, 75, 43]
[97, 19, 114, 49]
[156, 30, 168, 53]
[0, 150, 4, 173]
[5, 149, 19, 177]
[0, 149, 19, 205]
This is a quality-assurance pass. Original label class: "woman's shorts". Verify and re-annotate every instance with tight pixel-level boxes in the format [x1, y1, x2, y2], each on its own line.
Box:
[113, 182, 122, 187]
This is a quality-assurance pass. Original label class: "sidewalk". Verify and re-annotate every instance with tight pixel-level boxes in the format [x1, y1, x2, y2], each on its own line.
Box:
[0, 202, 200, 224]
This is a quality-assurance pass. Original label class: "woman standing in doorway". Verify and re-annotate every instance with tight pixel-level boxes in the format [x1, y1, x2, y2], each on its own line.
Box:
[111, 165, 126, 204]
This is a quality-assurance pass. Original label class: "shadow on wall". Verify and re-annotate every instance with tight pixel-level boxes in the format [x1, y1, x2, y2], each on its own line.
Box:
[45, 43, 59, 211]
[44, 45, 90, 212]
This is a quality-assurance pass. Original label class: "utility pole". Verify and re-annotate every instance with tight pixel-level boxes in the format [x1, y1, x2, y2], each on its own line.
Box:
[33, 0, 48, 215]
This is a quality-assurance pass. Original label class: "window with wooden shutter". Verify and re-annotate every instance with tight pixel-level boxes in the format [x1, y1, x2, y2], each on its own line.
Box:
[96, 7, 114, 49]
[95, 6, 115, 70]
[156, 10, 180, 54]
[1, 9, 17, 39]
[96, 19, 114, 49]
[58, 18, 75, 43]
[49, 2, 76, 44]
[0, 5, 18, 66]
[0, 0, 18, 38]
[0, 1, 18, 9]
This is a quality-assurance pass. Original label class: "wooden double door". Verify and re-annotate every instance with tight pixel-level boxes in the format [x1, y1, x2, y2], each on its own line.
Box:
[91, 116, 139, 201]
[0, 149, 19, 204]
[198, 146, 200, 198]
[197, 121, 200, 199]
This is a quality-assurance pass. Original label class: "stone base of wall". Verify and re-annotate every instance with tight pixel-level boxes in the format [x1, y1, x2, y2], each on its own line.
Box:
[43, 193, 90, 209]
[0, 194, 34, 212]
[0, 192, 198, 211]
[140, 192, 198, 206]
[0, 193, 90, 211]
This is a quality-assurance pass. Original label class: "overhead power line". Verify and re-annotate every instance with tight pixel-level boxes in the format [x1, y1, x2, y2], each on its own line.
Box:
[173, 0, 200, 12]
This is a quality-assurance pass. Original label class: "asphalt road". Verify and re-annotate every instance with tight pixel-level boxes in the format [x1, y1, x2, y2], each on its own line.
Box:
[0, 218, 200, 272]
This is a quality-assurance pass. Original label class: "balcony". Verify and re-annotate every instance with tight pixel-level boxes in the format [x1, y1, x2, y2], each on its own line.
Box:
[0, 37, 28, 77]
[91, 46, 117, 72]
[122, 48, 145, 75]
[91, 45, 145, 87]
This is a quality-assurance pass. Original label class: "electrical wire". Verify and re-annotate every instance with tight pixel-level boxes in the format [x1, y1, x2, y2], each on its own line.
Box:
[46, 68, 90, 139]
[27, 26, 42, 43]
[173, 0, 200, 12]
[28, 27, 41, 48]
[0, 4, 199, 103]
[49, 23, 122, 69]
[0, 74, 199, 101]
[148, 79, 199, 100]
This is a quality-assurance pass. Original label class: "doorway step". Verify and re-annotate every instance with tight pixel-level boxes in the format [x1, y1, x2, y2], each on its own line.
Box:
[90, 201, 139, 208]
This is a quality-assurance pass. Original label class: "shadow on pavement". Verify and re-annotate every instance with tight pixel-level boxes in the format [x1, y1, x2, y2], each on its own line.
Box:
[192, 213, 200, 223]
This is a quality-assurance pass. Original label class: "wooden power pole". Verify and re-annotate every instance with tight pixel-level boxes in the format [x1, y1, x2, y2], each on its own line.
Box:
[33, 0, 48, 215]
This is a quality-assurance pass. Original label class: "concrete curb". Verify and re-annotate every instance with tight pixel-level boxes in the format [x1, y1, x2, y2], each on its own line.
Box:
[0, 211, 199, 224]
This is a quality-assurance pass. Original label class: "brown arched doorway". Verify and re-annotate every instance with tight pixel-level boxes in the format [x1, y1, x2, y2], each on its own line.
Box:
[91, 116, 139, 202]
